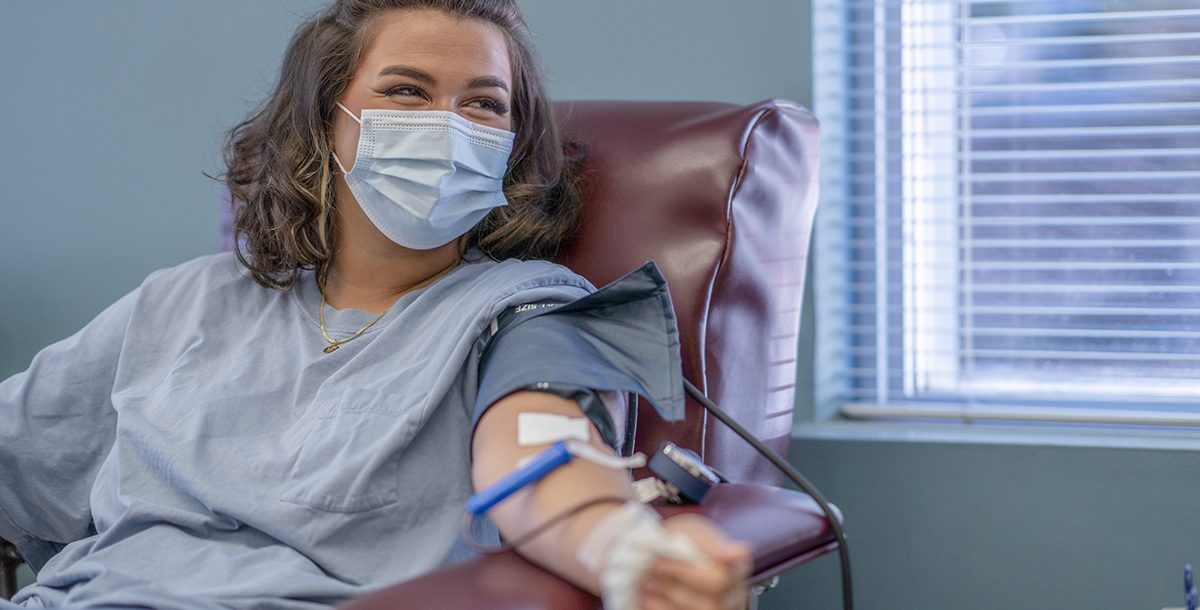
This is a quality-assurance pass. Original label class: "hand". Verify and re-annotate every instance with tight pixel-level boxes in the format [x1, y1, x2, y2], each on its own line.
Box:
[637, 514, 752, 610]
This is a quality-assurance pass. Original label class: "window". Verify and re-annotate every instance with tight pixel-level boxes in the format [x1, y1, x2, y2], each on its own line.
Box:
[814, 0, 1200, 424]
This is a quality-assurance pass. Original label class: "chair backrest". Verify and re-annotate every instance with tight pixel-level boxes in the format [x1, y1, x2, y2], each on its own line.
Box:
[552, 100, 819, 485]
[217, 99, 820, 485]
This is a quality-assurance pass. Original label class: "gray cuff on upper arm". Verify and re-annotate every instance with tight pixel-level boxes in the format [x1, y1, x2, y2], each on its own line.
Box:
[472, 262, 684, 450]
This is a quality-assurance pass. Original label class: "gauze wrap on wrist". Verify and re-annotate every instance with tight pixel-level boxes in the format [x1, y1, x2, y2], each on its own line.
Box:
[577, 501, 706, 610]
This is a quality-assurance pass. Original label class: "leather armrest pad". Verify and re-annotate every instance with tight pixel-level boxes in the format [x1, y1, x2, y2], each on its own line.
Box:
[338, 483, 837, 610]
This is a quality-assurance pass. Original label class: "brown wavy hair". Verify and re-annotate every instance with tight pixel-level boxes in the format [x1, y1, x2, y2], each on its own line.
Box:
[223, 0, 582, 290]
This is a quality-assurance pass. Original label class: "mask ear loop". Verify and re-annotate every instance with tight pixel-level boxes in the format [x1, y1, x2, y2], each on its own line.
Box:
[336, 101, 362, 124]
[331, 102, 362, 175]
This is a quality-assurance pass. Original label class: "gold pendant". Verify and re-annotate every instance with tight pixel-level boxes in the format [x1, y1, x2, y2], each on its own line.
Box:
[323, 344, 340, 354]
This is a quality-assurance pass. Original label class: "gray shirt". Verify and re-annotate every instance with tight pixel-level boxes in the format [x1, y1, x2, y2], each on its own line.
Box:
[0, 252, 601, 610]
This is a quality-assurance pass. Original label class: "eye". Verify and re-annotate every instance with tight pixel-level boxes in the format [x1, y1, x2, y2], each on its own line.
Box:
[383, 85, 426, 99]
[466, 97, 510, 116]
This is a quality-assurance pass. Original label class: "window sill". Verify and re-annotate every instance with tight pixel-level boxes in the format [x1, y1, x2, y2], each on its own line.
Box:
[792, 417, 1200, 452]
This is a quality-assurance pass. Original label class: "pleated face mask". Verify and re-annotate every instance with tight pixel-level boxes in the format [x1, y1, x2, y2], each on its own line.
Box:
[332, 102, 516, 250]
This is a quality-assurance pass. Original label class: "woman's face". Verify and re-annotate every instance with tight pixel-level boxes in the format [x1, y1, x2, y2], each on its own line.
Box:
[332, 9, 515, 171]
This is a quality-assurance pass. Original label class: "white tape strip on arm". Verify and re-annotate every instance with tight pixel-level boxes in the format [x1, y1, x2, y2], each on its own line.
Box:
[517, 412, 591, 446]
[566, 440, 646, 470]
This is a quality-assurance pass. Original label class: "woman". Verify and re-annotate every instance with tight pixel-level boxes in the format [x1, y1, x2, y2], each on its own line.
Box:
[0, 1, 750, 609]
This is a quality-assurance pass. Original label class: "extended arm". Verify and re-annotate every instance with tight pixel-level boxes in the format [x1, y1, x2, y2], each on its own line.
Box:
[471, 391, 750, 608]
[471, 390, 631, 592]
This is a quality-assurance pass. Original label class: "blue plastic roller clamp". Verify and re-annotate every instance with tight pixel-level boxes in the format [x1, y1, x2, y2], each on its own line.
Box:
[467, 440, 573, 516]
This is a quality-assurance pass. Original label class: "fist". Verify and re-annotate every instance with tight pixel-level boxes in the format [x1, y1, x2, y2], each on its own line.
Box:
[638, 514, 752, 610]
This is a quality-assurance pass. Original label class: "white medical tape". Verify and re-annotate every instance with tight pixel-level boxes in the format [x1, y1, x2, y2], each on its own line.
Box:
[517, 412, 590, 447]
[631, 478, 662, 504]
[604, 532, 707, 610]
[577, 501, 709, 610]
[577, 501, 657, 575]
[566, 440, 646, 471]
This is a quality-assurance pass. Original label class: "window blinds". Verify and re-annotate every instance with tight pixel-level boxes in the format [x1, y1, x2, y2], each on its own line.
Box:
[813, 0, 1200, 423]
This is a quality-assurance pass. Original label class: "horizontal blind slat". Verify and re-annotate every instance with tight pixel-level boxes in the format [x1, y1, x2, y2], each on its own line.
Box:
[840, 304, 1200, 316]
[830, 10, 1200, 34]
[821, 31, 1200, 52]
[827, 148, 1200, 161]
[838, 171, 1200, 183]
[839, 194, 1200, 204]
[971, 8, 1200, 25]
[829, 284, 1200, 294]
[828, 326, 1200, 340]
[841, 125, 1200, 137]
[824, 56, 1200, 79]
[832, 217, 1200, 228]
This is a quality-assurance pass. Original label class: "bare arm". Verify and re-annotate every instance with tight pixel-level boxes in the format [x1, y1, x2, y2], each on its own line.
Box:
[471, 390, 631, 593]
[471, 391, 751, 608]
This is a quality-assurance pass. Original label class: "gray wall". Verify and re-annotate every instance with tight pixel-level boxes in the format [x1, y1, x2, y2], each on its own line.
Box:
[0, 0, 328, 377]
[522, 0, 812, 105]
[766, 432, 1200, 610]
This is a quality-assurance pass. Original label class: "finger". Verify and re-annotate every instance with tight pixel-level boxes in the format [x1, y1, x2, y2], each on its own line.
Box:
[649, 556, 736, 596]
[640, 579, 676, 610]
[645, 556, 751, 610]
[641, 577, 696, 610]
[662, 515, 753, 565]
[642, 573, 727, 610]
[639, 590, 673, 610]
[729, 550, 753, 581]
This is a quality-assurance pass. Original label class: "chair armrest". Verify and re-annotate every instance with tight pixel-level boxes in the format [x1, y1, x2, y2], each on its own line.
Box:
[661, 482, 841, 583]
[1, 538, 22, 600]
[338, 483, 838, 610]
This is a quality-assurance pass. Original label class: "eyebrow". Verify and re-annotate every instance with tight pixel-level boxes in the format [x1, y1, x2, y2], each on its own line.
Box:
[467, 76, 509, 93]
[378, 64, 437, 84]
[377, 64, 509, 93]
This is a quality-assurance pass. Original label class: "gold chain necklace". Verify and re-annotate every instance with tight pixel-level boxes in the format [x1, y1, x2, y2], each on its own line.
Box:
[318, 286, 389, 354]
[316, 260, 460, 354]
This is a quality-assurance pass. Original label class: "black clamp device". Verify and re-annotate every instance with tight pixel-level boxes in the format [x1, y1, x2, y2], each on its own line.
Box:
[647, 441, 723, 504]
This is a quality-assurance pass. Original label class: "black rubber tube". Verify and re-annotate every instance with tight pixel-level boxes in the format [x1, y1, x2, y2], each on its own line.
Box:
[683, 379, 853, 610]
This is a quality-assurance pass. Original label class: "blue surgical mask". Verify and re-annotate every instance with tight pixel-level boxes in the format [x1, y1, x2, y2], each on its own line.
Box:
[332, 102, 515, 250]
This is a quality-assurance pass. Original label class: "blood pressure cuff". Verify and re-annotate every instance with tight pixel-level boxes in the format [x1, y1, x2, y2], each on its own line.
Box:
[473, 262, 686, 448]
